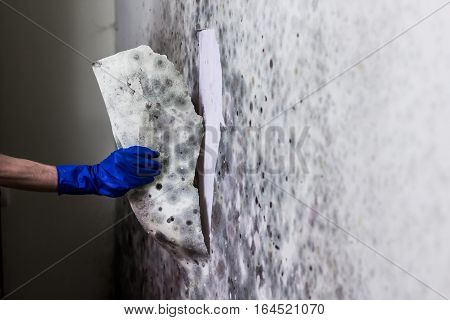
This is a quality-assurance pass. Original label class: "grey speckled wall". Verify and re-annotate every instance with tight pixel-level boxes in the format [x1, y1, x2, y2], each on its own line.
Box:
[114, 0, 450, 299]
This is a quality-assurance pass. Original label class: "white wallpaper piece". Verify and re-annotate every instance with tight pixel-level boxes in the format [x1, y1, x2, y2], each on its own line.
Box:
[198, 29, 223, 243]
[93, 46, 208, 259]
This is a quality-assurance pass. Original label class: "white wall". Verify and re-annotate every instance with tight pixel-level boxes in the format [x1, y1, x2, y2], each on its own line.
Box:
[115, 0, 450, 299]
[0, 0, 116, 298]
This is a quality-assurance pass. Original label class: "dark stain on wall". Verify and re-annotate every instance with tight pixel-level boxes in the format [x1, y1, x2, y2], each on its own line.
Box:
[115, 0, 365, 299]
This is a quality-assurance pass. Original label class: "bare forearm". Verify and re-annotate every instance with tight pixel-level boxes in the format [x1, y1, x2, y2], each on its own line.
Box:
[0, 154, 57, 192]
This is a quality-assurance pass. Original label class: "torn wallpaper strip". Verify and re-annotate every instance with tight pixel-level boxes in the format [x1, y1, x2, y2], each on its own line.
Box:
[92, 46, 207, 258]
[198, 29, 223, 248]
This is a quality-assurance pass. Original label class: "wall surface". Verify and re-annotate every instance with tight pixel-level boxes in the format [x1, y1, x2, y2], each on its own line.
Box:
[115, 0, 450, 299]
[0, 0, 116, 298]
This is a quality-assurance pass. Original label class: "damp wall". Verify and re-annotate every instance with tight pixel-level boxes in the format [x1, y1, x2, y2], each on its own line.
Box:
[114, 0, 450, 299]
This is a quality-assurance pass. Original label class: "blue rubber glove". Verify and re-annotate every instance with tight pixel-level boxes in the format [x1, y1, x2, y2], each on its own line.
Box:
[57, 146, 161, 197]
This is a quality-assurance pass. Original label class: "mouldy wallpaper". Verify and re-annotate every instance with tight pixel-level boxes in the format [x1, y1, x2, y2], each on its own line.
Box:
[114, 0, 450, 299]
[93, 46, 208, 259]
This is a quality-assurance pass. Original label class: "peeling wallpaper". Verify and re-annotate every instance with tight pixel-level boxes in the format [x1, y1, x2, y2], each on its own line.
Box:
[93, 46, 207, 258]
[114, 0, 450, 299]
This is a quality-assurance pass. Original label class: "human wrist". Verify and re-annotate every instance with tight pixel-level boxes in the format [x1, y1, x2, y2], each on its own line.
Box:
[56, 164, 96, 195]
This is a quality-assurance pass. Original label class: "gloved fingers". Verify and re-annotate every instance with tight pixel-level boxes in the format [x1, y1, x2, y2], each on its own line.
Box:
[113, 148, 161, 169]
[117, 149, 160, 163]
[86, 146, 162, 197]
[110, 156, 161, 176]
[140, 146, 160, 159]
[101, 161, 160, 179]
[122, 146, 160, 159]
[115, 158, 161, 176]
[136, 158, 161, 170]
[93, 165, 157, 193]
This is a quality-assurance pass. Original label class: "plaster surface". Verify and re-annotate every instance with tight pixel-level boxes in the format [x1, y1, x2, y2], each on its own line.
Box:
[115, 0, 450, 299]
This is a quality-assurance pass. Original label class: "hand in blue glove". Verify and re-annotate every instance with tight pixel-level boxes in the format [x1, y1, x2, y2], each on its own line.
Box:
[57, 146, 161, 197]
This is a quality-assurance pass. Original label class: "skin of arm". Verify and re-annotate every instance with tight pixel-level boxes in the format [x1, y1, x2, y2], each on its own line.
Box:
[0, 154, 57, 192]
[0, 147, 160, 197]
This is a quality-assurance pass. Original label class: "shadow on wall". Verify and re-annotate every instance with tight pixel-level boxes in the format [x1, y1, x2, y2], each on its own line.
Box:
[0, 0, 115, 298]
[0, 188, 4, 298]
[114, 199, 185, 299]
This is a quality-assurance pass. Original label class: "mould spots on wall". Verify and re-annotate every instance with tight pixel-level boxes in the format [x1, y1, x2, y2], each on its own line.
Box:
[115, 0, 383, 300]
